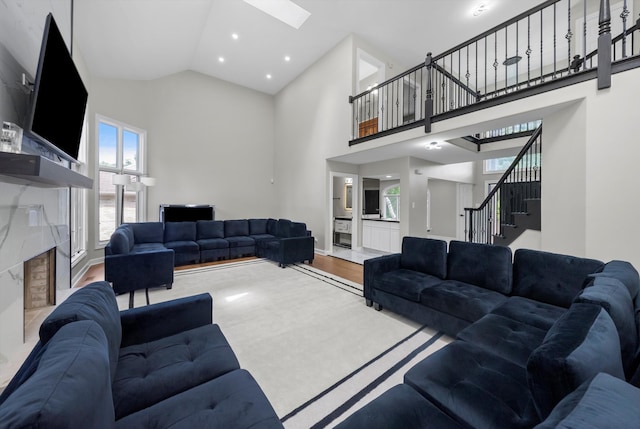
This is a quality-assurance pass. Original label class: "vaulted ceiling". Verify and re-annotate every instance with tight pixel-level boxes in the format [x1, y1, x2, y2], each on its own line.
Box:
[73, 0, 542, 95]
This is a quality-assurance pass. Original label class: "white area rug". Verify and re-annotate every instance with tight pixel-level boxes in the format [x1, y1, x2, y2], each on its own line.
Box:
[117, 259, 451, 428]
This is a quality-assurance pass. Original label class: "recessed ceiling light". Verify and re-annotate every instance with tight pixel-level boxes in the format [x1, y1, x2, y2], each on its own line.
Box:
[243, 0, 311, 29]
[425, 142, 442, 150]
[284, 55, 291, 62]
[266, 74, 272, 79]
[232, 33, 239, 40]
[218, 57, 225, 63]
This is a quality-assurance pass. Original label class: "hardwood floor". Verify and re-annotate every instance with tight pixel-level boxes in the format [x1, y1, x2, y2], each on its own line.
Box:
[77, 254, 363, 287]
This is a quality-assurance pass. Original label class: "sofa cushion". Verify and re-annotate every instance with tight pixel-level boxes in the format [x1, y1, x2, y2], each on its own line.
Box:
[276, 219, 293, 238]
[40, 281, 121, 381]
[490, 297, 566, 331]
[512, 249, 604, 308]
[267, 218, 278, 235]
[534, 373, 640, 429]
[447, 240, 513, 294]
[197, 238, 228, 250]
[224, 219, 249, 237]
[113, 323, 240, 419]
[249, 218, 269, 235]
[457, 314, 547, 367]
[399, 237, 447, 279]
[164, 240, 199, 254]
[375, 269, 443, 302]
[164, 221, 196, 242]
[334, 384, 466, 429]
[587, 260, 640, 300]
[405, 341, 539, 429]
[420, 280, 508, 323]
[0, 321, 115, 429]
[114, 370, 281, 429]
[132, 242, 169, 253]
[110, 229, 130, 255]
[291, 222, 307, 237]
[120, 224, 135, 249]
[527, 303, 625, 420]
[196, 220, 224, 240]
[131, 222, 164, 244]
[575, 276, 637, 377]
[226, 236, 255, 248]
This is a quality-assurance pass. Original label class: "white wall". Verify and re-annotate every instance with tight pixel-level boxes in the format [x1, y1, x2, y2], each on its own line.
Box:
[584, 70, 640, 268]
[274, 36, 354, 250]
[541, 99, 588, 256]
[145, 71, 276, 221]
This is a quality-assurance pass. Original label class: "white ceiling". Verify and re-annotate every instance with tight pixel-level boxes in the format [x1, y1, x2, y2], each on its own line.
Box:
[73, 0, 543, 95]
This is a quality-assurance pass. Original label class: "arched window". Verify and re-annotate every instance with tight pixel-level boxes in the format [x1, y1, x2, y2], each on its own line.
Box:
[383, 184, 400, 220]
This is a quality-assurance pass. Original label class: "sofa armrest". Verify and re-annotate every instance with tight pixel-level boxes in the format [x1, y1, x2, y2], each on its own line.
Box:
[105, 248, 174, 294]
[363, 254, 401, 301]
[119, 293, 213, 347]
[278, 236, 315, 265]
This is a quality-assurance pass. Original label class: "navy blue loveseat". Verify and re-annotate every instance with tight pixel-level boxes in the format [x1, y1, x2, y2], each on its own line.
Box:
[339, 237, 640, 429]
[0, 281, 282, 429]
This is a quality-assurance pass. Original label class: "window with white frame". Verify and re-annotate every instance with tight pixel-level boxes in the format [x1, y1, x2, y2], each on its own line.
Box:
[382, 184, 400, 220]
[97, 116, 147, 243]
[70, 114, 88, 265]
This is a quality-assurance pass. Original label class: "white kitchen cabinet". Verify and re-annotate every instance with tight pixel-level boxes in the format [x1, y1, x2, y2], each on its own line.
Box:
[362, 220, 400, 253]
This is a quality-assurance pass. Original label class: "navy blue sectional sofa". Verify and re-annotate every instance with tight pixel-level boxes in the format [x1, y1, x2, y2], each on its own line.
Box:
[104, 218, 314, 306]
[338, 236, 640, 429]
[0, 281, 283, 429]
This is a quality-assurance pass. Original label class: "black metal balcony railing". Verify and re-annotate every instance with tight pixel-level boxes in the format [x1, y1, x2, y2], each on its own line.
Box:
[349, 0, 640, 143]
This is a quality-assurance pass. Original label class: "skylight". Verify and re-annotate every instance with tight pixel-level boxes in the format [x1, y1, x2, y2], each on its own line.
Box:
[243, 0, 311, 30]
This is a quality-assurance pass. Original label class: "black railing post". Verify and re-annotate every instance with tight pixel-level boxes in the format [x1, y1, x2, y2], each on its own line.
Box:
[598, 0, 612, 89]
[425, 52, 433, 133]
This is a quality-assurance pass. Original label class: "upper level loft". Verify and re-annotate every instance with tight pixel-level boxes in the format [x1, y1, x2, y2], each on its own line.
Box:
[349, 0, 640, 147]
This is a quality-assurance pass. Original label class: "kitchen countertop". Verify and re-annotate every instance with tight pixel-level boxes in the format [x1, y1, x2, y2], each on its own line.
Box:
[362, 218, 400, 223]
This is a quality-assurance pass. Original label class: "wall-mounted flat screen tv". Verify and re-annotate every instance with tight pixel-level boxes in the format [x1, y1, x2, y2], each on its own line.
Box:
[25, 13, 87, 163]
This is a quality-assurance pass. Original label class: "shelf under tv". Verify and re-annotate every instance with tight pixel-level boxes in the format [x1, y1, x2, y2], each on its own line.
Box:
[0, 152, 93, 189]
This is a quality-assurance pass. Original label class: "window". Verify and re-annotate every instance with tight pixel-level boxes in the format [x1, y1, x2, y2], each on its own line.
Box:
[383, 184, 400, 220]
[484, 156, 517, 174]
[71, 114, 88, 265]
[484, 152, 541, 174]
[97, 116, 146, 243]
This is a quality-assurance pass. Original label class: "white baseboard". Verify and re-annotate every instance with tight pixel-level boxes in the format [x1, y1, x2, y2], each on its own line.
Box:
[72, 256, 104, 287]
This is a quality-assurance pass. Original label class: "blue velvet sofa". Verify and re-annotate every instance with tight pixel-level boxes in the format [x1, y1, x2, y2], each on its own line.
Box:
[338, 237, 640, 429]
[105, 218, 314, 305]
[106, 218, 313, 268]
[0, 281, 283, 429]
[105, 222, 175, 307]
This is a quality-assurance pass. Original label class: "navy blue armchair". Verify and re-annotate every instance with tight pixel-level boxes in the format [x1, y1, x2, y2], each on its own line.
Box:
[105, 222, 174, 308]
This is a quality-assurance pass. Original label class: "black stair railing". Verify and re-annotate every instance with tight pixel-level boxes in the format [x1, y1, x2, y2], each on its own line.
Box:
[350, 0, 639, 144]
[465, 126, 542, 244]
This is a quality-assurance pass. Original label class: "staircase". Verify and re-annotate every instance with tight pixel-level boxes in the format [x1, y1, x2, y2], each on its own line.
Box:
[493, 198, 541, 246]
[465, 126, 542, 245]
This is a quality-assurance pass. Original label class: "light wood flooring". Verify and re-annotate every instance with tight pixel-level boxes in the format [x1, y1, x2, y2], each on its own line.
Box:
[77, 254, 363, 287]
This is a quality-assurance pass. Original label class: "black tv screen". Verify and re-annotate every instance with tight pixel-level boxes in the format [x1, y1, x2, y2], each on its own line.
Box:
[26, 13, 87, 162]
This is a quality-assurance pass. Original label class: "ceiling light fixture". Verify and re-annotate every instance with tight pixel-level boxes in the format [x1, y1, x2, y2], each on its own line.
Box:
[503, 55, 522, 66]
[218, 57, 225, 63]
[266, 74, 272, 79]
[425, 142, 442, 150]
[243, 0, 311, 30]
[232, 33, 239, 40]
[472, 3, 488, 16]
[284, 55, 291, 62]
